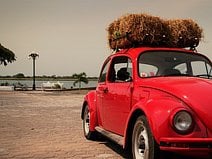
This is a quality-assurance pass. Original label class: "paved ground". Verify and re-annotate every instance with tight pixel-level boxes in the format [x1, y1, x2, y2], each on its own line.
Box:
[0, 91, 208, 159]
[0, 91, 128, 159]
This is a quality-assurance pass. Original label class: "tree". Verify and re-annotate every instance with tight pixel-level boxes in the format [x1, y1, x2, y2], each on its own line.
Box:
[72, 72, 89, 89]
[13, 73, 25, 78]
[0, 43, 16, 66]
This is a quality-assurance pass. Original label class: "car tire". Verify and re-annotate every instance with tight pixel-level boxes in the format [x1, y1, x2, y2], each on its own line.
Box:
[132, 116, 159, 159]
[83, 104, 97, 140]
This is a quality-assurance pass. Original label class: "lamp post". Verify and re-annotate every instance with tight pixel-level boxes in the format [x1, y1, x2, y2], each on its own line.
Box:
[29, 52, 39, 90]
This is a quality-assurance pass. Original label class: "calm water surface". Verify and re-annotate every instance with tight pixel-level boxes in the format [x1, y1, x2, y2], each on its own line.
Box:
[0, 79, 98, 89]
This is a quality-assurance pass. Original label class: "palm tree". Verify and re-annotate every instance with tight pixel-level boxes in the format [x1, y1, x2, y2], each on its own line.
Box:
[72, 72, 89, 89]
[0, 43, 16, 66]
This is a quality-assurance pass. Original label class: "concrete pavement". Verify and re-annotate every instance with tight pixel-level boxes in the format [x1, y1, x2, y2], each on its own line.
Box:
[0, 91, 204, 159]
[0, 91, 127, 159]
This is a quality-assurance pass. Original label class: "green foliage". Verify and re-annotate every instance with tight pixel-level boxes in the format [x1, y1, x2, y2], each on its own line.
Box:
[13, 73, 25, 78]
[72, 72, 89, 89]
[0, 43, 16, 66]
[0, 82, 9, 86]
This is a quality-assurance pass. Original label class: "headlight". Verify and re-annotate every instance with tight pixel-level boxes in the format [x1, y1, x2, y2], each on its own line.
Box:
[173, 110, 193, 134]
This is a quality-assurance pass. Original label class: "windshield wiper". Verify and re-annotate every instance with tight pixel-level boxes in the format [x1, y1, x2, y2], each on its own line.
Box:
[195, 74, 212, 79]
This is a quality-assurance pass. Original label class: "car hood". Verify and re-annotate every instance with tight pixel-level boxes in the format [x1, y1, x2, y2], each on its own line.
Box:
[141, 77, 212, 131]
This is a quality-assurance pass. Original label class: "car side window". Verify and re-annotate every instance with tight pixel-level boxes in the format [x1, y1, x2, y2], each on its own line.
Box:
[108, 56, 132, 82]
[99, 60, 110, 83]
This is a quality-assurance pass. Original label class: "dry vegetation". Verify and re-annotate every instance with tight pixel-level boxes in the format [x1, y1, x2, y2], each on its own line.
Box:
[107, 13, 203, 50]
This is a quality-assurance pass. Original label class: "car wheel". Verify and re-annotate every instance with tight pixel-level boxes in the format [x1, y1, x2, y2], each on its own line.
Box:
[132, 116, 158, 159]
[83, 105, 97, 140]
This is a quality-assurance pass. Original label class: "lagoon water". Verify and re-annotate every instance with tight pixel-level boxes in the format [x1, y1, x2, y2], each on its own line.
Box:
[0, 79, 98, 89]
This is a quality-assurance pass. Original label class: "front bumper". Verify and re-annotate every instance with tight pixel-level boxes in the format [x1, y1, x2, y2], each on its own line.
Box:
[160, 137, 212, 153]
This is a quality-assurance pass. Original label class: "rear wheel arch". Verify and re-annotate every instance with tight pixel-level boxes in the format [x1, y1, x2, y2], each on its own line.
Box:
[81, 90, 97, 119]
[81, 91, 97, 132]
[82, 103, 98, 140]
[81, 101, 88, 120]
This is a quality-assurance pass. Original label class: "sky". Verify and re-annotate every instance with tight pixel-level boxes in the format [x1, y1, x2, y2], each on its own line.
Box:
[0, 0, 212, 77]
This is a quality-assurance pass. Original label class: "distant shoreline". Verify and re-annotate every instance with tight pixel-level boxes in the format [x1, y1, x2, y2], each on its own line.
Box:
[0, 78, 98, 90]
[0, 77, 98, 81]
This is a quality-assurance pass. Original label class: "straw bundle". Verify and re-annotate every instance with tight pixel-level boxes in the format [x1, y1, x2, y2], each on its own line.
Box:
[165, 19, 203, 48]
[108, 14, 166, 49]
[107, 13, 203, 50]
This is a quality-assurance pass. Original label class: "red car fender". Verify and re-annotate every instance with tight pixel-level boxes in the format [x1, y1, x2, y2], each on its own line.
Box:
[123, 96, 187, 148]
[123, 101, 147, 149]
[140, 99, 180, 143]
[82, 90, 97, 131]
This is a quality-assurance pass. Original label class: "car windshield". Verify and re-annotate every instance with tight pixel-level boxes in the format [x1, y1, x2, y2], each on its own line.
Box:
[138, 51, 212, 79]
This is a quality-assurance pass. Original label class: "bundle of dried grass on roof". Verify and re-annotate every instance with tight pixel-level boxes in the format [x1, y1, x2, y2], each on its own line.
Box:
[108, 13, 167, 50]
[165, 19, 203, 48]
[107, 13, 203, 50]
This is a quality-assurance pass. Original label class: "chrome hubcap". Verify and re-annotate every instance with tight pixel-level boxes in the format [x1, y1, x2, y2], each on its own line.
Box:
[134, 123, 149, 159]
[84, 107, 90, 135]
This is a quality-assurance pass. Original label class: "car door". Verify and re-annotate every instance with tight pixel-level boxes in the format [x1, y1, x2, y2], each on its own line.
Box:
[101, 56, 133, 135]
[96, 58, 111, 127]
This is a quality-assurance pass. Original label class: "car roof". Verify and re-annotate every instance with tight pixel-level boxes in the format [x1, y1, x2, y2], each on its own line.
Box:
[106, 47, 211, 66]
[113, 47, 195, 58]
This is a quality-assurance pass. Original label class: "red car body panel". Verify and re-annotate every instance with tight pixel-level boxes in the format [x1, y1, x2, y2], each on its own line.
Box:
[83, 90, 97, 131]
[82, 47, 212, 155]
[139, 77, 212, 134]
[98, 82, 132, 135]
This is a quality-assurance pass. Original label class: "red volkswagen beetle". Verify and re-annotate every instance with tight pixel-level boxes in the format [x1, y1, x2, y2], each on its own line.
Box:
[81, 47, 212, 159]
